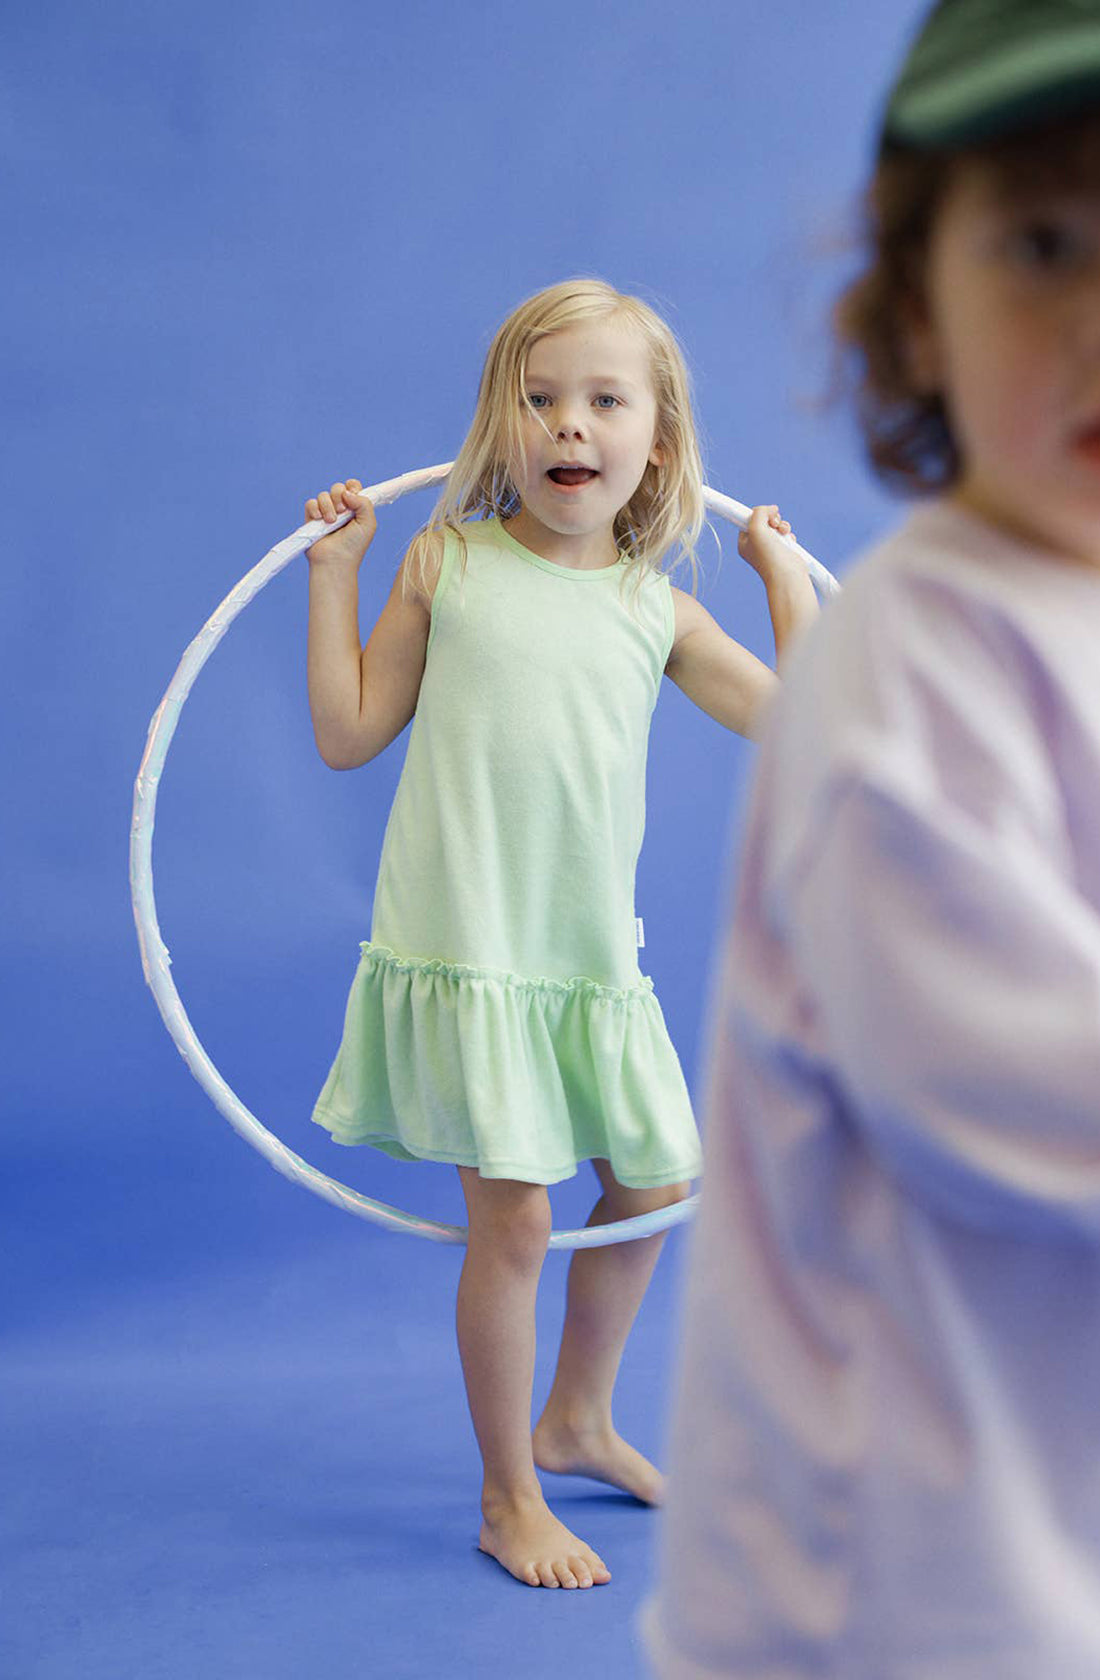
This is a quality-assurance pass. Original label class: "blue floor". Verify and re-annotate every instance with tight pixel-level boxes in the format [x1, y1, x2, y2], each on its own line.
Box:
[5, 1193, 689, 1679]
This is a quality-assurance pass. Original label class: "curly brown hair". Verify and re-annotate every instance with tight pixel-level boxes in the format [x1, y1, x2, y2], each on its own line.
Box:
[836, 109, 1100, 494]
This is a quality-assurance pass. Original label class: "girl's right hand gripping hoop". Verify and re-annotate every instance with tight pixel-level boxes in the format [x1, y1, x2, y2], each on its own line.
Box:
[129, 463, 840, 1248]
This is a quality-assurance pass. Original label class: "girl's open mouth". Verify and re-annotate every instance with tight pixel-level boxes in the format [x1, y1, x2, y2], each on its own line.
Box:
[547, 466, 598, 487]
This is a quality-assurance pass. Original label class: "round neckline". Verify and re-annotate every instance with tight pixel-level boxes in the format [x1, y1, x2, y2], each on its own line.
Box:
[490, 517, 628, 580]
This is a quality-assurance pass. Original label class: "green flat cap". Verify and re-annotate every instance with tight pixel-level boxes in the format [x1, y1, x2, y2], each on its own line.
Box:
[882, 0, 1100, 148]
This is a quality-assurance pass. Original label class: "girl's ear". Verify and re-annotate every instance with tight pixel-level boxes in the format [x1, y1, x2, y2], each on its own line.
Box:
[648, 436, 667, 468]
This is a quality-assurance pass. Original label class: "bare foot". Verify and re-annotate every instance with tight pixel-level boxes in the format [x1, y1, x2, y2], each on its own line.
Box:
[532, 1417, 665, 1506]
[479, 1491, 612, 1588]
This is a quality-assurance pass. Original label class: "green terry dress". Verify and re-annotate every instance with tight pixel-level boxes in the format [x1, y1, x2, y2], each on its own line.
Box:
[311, 516, 702, 1187]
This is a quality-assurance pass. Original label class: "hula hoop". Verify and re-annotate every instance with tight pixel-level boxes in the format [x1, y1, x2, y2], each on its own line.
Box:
[130, 463, 839, 1248]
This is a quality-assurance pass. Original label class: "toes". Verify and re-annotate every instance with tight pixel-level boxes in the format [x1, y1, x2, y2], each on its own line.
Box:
[569, 1553, 593, 1588]
[554, 1561, 579, 1588]
[537, 1562, 560, 1588]
[524, 1564, 540, 1587]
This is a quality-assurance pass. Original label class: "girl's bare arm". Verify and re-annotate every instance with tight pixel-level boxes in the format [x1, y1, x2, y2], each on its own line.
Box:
[665, 505, 820, 739]
[665, 591, 777, 739]
[305, 479, 441, 769]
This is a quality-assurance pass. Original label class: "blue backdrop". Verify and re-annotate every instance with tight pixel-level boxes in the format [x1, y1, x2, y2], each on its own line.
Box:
[6, 3, 924, 1675]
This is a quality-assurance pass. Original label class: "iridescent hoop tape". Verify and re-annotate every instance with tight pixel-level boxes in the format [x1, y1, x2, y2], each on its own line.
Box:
[130, 463, 840, 1248]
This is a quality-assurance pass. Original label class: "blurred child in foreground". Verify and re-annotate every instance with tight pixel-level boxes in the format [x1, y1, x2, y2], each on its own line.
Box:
[645, 1, 1100, 1673]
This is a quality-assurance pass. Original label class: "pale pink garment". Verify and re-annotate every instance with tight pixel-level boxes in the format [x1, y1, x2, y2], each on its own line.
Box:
[644, 501, 1100, 1679]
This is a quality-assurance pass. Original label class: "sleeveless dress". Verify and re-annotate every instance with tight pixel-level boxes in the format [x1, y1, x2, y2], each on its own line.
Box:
[311, 516, 702, 1187]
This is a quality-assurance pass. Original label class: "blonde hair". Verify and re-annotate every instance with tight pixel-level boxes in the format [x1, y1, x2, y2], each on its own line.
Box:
[405, 278, 706, 602]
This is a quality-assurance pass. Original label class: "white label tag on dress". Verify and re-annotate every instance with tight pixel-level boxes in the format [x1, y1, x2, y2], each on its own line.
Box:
[636, 916, 645, 949]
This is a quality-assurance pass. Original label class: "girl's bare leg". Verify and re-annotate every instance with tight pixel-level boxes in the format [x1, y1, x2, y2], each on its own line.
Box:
[455, 1167, 611, 1589]
[533, 1161, 692, 1505]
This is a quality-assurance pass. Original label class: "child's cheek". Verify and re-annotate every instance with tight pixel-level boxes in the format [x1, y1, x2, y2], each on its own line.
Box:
[949, 326, 1047, 476]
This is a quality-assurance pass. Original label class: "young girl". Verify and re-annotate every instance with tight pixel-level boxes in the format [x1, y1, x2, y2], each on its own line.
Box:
[646, 2, 1100, 1673]
[303, 278, 819, 1591]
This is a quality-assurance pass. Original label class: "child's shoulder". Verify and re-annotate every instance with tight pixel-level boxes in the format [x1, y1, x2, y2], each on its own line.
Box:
[400, 524, 448, 610]
[832, 500, 1095, 686]
[402, 516, 520, 610]
[666, 579, 717, 649]
[755, 506, 1069, 898]
[762, 504, 1054, 781]
[808, 505, 1011, 659]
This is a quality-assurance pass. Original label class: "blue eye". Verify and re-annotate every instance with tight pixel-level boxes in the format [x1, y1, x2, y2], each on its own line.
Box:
[594, 394, 620, 409]
[527, 393, 550, 410]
